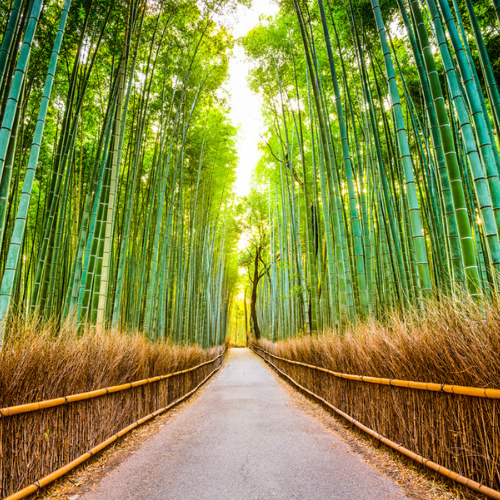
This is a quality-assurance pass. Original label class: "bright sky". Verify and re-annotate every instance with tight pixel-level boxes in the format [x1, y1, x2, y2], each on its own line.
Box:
[224, 0, 280, 197]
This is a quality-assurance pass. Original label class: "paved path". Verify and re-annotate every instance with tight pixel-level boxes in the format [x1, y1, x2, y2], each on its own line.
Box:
[82, 348, 407, 499]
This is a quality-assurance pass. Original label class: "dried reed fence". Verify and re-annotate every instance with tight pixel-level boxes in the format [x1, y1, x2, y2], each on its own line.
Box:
[252, 299, 500, 498]
[0, 324, 226, 498]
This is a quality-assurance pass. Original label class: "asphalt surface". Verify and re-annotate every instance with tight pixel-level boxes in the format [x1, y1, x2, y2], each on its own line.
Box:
[82, 348, 407, 500]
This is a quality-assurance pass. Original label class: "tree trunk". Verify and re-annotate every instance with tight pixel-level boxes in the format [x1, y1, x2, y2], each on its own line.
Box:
[250, 245, 261, 340]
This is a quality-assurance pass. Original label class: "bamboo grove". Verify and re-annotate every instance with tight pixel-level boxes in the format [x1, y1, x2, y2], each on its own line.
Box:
[241, 0, 500, 339]
[0, 0, 245, 346]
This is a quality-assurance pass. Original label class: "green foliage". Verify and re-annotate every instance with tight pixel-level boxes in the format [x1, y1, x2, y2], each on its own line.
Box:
[241, 0, 500, 339]
[0, 0, 246, 347]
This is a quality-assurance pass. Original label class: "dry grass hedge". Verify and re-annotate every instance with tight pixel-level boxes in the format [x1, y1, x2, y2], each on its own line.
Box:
[255, 297, 500, 492]
[0, 321, 225, 498]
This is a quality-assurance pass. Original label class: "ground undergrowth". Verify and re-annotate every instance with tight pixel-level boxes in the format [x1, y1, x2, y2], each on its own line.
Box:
[0, 320, 219, 408]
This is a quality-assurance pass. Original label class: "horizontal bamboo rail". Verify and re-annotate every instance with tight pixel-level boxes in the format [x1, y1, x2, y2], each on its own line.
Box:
[3, 349, 226, 500]
[253, 345, 500, 399]
[0, 350, 225, 418]
[252, 345, 500, 500]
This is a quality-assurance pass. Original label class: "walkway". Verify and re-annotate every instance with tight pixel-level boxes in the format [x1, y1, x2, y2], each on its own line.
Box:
[82, 348, 407, 499]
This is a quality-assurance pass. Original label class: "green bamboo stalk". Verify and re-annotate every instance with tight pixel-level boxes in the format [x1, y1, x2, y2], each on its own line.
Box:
[0, 0, 71, 340]
[405, 0, 480, 297]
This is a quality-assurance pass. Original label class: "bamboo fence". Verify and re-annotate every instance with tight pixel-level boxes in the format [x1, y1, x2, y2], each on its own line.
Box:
[252, 343, 500, 498]
[0, 347, 226, 498]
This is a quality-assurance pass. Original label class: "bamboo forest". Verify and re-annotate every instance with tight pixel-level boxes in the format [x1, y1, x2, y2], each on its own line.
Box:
[2, 0, 500, 497]
[1, 0, 500, 343]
